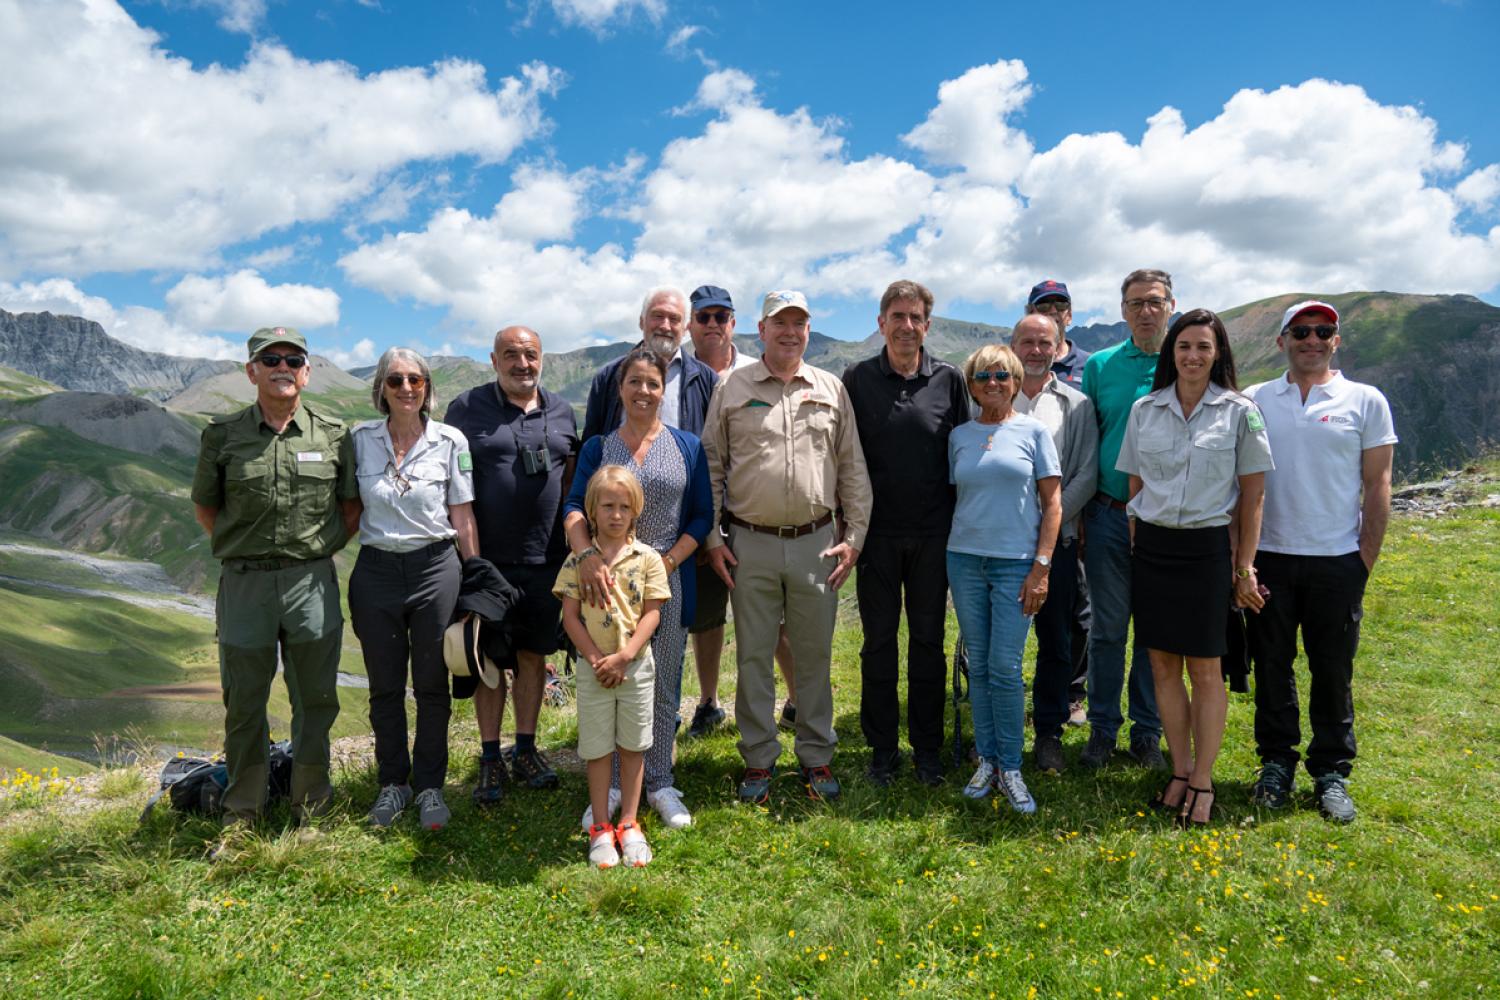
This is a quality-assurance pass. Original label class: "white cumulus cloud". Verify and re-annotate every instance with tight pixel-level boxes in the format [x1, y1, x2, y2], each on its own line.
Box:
[0, 278, 241, 359]
[902, 59, 1035, 185]
[164, 269, 341, 332]
[547, 0, 665, 32]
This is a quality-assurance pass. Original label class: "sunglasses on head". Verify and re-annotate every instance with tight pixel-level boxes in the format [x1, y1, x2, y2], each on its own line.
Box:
[257, 353, 307, 369]
[694, 309, 732, 325]
[1287, 324, 1337, 341]
[384, 373, 428, 389]
[972, 370, 1012, 382]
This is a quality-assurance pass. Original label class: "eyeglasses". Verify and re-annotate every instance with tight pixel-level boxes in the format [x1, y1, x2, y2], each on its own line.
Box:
[1123, 297, 1172, 313]
[257, 353, 307, 369]
[1287, 324, 1337, 341]
[972, 370, 1013, 382]
[385, 461, 412, 496]
[1032, 299, 1070, 314]
[384, 373, 428, 389]
[694, 310, 733, 326]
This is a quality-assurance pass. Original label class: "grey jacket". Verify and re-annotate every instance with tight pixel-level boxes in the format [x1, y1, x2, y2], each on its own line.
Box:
[1028, 376, 1098, 541]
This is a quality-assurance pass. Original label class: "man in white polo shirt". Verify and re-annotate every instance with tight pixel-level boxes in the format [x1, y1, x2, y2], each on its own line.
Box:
[1243, 300, 1396, 824]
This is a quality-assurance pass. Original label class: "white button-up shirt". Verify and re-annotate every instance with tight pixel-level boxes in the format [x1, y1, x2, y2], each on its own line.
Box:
[352, 418, 475, 552]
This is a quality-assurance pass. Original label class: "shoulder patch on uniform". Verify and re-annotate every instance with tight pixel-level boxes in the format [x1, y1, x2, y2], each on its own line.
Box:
[1246, 410, 1265, 432]
[458, 451, 473, 472]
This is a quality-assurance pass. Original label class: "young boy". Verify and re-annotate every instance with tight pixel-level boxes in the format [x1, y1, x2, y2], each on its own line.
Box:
[553, 465, 670, 867]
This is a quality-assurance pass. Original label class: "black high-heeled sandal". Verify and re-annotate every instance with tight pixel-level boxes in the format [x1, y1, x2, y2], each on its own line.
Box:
[1149, 773, 1190, 813]
[1178, 784, 1217, 828]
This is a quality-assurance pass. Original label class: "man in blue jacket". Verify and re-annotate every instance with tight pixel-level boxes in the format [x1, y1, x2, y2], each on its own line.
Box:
[582, 286, 719, 440]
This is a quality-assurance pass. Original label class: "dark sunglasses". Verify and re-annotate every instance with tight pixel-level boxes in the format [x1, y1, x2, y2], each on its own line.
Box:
[694, 309, 733, 325]
[1287, 324, 1337, 341]
[972, 370, 1012, 382]
[384, 373, 428, 389]
[257, 353, 307, 369]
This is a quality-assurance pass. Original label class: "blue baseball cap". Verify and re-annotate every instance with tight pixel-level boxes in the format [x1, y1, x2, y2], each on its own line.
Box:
[1027, 280, 1071, 306]
[690, 285, 734, 311]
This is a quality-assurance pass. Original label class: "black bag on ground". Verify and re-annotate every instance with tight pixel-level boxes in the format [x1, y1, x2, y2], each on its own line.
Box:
[139, 740, 294, 821]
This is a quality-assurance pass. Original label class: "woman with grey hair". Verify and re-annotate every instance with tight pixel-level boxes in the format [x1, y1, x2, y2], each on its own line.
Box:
[348, 347, 479, 830]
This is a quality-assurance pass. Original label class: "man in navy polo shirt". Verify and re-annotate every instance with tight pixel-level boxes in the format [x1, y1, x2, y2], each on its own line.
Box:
[444, 325, 579, 802]
[1244, 300, 1396, 823]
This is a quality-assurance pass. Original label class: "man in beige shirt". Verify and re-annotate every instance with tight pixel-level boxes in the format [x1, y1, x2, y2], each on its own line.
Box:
[703, 290, 872, 804]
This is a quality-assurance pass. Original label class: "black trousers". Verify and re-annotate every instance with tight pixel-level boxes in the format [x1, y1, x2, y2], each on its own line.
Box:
[1068, 549, 1090, 701]
[349, 541, 461, 791]
[1248, 550, 1367, 779]
[1032, 537, 1082, 739]
[856, 534, 949, 755]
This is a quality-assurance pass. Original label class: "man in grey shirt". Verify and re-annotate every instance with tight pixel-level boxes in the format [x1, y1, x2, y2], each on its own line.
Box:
[1010, 313, 1097, 773]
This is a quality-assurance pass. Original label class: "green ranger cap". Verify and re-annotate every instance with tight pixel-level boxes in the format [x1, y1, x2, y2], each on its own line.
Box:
[247, 326, 308, 359]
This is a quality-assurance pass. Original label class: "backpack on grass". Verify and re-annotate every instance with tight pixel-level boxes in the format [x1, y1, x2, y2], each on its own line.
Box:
[139, 740, 294, 822]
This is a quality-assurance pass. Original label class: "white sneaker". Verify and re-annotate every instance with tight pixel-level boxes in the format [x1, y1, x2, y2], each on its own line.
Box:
[998, 769, 1037, 814]
[580, 787, 622, 832]
[647, 786, 693, 829]
[962, 760, 997, 800]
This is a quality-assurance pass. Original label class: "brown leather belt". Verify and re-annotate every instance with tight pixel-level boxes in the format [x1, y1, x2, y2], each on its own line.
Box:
[1096, 492, 1129, 512]
[724, 511, 834, 539]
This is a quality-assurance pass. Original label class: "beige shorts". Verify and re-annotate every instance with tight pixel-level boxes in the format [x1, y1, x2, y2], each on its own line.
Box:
[575, 647, 656, 761]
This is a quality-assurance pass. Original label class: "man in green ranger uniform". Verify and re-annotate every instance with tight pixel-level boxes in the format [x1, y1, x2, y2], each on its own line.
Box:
[191, 326, 359, 835]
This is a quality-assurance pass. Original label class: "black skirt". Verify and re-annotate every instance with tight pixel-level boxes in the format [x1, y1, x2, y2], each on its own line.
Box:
[1131, 521, 1231, 657]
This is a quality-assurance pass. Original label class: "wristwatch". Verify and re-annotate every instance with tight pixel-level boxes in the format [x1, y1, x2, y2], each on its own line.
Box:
[1035, 555, 1051, 568]
[1235, 566, 1253, 579]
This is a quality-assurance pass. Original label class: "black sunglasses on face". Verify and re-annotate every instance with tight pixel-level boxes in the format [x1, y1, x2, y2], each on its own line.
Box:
[972, 370, 1012, 382]
[1287, 324, 1337, 341]
[258, 353, 307, 369]
[694, 310, 732, 325]
[384, 374, 428, 389]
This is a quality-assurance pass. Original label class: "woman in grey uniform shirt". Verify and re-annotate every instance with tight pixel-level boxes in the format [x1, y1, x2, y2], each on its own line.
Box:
[1116, 309, 1272, 826]
[349, 347, 479, 830]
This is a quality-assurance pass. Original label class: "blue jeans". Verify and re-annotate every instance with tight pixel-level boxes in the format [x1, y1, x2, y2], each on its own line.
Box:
[947, 552, 1031, 771]
[1082, 498, 1161, 743]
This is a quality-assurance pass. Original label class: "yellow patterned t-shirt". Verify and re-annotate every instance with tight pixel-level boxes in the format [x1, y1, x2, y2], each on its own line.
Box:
[552, 539, 670, 654]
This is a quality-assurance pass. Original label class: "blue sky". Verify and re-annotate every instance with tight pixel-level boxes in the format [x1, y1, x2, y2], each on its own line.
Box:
[2, 0, 1497, 365]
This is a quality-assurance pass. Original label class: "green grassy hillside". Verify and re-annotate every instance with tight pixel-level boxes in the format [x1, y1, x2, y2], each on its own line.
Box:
[0, 365, 59, 401]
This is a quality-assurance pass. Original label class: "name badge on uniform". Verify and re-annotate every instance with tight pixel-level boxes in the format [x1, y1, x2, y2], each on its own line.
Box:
[297, 451, 323, 462]
[800, 391, 833, 407]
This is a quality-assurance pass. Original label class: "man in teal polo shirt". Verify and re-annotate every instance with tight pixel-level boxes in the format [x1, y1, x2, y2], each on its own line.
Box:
[191, 326, 359, 839]
[1077, 270, 1173, 770]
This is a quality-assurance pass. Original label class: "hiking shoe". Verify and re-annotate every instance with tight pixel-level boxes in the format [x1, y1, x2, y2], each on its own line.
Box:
[998, 769, 1037, 815]
[581, 787, 623, 832]
[801, 765, 841, 801]
[1250, 760, 1295, 809]
[687, 702, 726, 738]
[962, 759, 998, 800]
[648, 786, 693, 829]
[739, 766, 774, 804]
[368, 783, 413, 827]
[415, 788, 450, 830]
[507, 745, 560, 790]
[1315, 775, 1357, 824]
[1128, 736, 1167, 771]
[778, 701, 797, 732]
[1078, 729, 1116, 770]
[588, 823, 619, 868]
[472, 755, 507, 807]
[913, 751, 946, 787]
[1034, 734, 1066, 774]
[866, 748, 901, 787]
[1067, 699, 1087, 727]
[617, 821, 653, 867]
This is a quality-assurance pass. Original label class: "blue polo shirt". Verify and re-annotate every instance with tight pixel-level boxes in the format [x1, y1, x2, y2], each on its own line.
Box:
[443, 383, 579, 565]
[1082, 338, 1159, 503]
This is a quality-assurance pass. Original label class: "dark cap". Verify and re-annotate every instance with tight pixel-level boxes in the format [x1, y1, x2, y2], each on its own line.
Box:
[690, 285, 734, 311]
[247, 326, 308, 359]
[1027, 280, 1071, 306]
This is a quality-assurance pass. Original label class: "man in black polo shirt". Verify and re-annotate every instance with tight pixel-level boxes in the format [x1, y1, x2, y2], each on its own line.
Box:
[842, 280, 971, 786]
[444, 325, 579, 802]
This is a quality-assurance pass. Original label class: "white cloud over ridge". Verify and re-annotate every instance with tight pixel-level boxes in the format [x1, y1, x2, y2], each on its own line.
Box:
[0, 0, 562, 276]
[0, 278, 241, 359]
[164, 269, 341, 332]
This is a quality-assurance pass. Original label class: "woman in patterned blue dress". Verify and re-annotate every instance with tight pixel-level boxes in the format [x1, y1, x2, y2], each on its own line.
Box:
[563, 347, 713, 831]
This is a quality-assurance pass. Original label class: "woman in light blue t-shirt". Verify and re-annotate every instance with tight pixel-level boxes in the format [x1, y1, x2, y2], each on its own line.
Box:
[947, 344, 1061, 814]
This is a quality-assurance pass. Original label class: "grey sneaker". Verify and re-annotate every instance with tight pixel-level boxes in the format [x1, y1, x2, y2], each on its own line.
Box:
[1128, 737, 1168, 772]
[962, 759, 998, 799]
[1315, 775, 1357, 823]
[367, 783, 413, 828]
[1078, 729, 1116, 770]
[415, 788, 450, 830]
[997, 769, 1037, 814]
[1250, 760, 1295, 809]
[1034, 734, 1066, 774]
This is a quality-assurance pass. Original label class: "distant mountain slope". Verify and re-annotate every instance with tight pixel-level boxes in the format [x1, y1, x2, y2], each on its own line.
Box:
[0, 364, 61, 400]
[0, 392, 200, 459]
[164, 355, 367, 414]
[0, 310, 238, 400]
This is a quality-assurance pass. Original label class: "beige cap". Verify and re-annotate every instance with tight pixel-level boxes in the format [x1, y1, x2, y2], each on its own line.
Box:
[760, 289, 811, 320]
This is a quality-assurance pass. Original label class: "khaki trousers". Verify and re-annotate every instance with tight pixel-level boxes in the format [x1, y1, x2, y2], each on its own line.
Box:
[728, 522, 839, 769]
